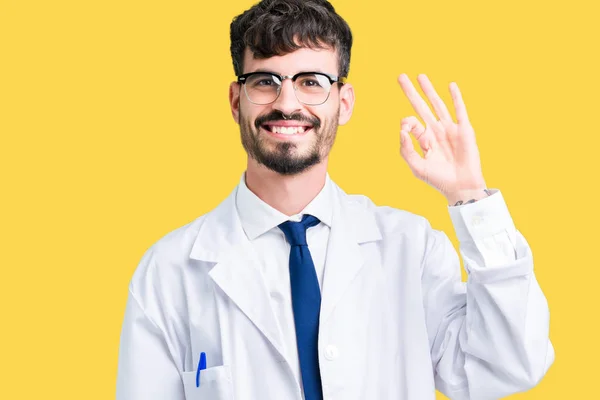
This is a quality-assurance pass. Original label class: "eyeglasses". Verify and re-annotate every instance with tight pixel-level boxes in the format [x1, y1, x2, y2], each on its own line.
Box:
[237, 71, 345, 106]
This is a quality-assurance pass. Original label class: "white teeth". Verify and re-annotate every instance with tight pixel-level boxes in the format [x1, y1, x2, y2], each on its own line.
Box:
[270, 126, 306, 135]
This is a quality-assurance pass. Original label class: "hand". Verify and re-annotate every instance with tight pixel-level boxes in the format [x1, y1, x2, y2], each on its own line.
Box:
[397, 73, 487, 205]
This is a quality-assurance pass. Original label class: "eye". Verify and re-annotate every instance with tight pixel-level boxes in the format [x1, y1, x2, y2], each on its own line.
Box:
[301, 79, 322, 87]
[246, 74, 281, 88]
[256, 79, 275, 86]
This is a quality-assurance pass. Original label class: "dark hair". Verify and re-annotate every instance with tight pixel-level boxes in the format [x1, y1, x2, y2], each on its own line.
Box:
[230, 0, 353, 78]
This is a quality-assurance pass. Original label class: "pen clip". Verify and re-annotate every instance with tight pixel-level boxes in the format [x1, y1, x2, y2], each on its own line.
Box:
[195, 352, 206, 388]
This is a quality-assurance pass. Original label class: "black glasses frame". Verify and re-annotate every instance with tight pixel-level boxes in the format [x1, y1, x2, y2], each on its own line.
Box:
[236, 71, 346, 105]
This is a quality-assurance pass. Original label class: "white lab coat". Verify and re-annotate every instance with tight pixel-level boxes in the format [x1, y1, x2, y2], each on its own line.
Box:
[116, 180, 554, 400]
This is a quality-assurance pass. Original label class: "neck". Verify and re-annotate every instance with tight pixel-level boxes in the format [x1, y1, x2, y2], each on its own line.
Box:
[244, 158, 329, 216]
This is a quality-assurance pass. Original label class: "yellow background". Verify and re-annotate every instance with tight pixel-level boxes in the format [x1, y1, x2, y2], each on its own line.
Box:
[1, 0, 598, 398]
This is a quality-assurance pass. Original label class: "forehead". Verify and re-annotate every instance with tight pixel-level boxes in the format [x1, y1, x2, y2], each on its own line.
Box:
[243, 47, 338, 75]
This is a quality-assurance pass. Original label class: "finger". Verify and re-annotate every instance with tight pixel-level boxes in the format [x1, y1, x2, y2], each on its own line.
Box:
[401, 116, 426, 139]
[439, 119, 460, 152]
[401, 116, 435, 154]
[417, 74, 453, 122]
[449, 82, 470, 126]
[400, 126, 426, 178]
[398, 74, 437, 127]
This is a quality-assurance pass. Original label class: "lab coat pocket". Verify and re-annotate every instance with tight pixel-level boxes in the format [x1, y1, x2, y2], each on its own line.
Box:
[181, 365, 234, 400]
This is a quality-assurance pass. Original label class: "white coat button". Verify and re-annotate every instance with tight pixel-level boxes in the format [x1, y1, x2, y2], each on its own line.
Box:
[471, 215, 483, 225]
[325, 345, 339, 360]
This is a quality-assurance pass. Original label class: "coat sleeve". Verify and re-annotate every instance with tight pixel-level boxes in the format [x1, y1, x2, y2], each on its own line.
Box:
[115, 286, 185, 399]
[421, 190, 554, 399]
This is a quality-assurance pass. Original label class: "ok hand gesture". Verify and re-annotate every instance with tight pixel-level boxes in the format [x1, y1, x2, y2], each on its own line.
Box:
[397, 74, 488, 205]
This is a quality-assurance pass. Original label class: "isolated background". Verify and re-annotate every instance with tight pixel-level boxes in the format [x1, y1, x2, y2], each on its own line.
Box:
[2, 0, 599, 398]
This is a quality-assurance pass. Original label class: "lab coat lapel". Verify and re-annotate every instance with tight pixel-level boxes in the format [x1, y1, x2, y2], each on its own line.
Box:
[189, 186, 287, 362]
[320, 183, 383, 324]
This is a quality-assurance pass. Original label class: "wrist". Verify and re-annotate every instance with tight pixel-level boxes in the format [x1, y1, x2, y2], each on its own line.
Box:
[446, 188, 492, 206]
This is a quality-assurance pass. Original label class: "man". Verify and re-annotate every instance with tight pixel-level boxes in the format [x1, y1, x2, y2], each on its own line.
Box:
[116, 0, 554, 399]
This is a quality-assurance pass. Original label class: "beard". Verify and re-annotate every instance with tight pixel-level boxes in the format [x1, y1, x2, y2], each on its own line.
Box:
[239, 107, 339, 175]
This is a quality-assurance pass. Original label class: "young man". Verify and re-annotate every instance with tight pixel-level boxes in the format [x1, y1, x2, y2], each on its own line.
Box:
[116, 1, 554, 399]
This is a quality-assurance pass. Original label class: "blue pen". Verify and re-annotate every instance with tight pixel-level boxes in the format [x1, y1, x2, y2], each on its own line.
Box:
[195, 352, 206, 387]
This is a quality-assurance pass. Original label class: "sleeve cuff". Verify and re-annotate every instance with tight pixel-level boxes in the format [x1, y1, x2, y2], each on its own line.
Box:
[448, 189, 516, 243]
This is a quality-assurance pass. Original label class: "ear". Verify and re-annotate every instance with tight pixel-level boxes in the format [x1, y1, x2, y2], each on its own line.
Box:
[337, 82, 355, 126]
[229, 81, 241, 124]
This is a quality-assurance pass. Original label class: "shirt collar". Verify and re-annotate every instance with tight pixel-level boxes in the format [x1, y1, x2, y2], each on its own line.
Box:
[235, 171, 334, 241]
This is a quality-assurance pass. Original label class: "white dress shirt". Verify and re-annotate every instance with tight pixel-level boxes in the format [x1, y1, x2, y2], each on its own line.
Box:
[235, 172, 333, 390]
[234, 171, 518, 396]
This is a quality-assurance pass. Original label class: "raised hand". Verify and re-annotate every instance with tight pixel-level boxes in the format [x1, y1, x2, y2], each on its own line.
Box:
[397, 73, 488, 205]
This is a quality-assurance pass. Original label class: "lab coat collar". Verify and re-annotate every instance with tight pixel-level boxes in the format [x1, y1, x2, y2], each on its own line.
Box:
[188, 174, 382, 365]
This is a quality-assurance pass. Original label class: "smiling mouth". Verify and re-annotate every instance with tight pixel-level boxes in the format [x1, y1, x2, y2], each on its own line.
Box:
[261, 124, 314, 135]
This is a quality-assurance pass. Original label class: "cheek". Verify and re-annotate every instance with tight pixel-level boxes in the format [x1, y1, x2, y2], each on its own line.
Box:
[318, 108, 339, 128]
[239, 105, 255, 126]
[243, 105, 272, 124]
[304, 107, 328, 125]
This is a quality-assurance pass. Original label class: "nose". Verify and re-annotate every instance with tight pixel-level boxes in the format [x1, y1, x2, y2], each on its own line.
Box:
[271, 78, 302, 116]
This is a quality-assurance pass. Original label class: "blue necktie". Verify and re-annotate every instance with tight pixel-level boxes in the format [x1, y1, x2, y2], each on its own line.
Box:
[279, 214, 323, 400]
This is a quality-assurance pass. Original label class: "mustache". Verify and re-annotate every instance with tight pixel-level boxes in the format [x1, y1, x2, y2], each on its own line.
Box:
[254, 111, 321, 130]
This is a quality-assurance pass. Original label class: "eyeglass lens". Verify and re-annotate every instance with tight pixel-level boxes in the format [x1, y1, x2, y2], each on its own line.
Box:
[243, 73, 332, 105]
